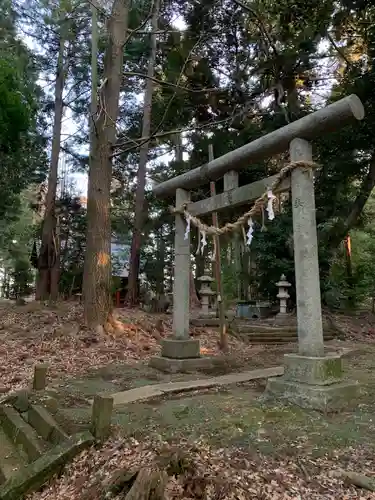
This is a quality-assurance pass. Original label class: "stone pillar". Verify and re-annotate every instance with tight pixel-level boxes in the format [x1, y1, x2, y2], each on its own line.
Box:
[33, 364, 48, 391]
[290, 139, 324, 357]
[150, 188, 202, 372]
[91, 394, 113, 441]
[265, 138, 359, 411]
[172, 188, 190, 340]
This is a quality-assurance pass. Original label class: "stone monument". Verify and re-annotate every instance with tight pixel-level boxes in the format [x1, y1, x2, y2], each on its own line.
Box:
[197, 274, 216, 318]
[274, 274, 292, 325]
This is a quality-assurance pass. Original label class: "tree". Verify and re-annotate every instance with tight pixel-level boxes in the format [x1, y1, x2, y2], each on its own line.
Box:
[83, 0, 131, 330]
[36, 0, 69, 301]
[0, 187, 39, 299]
[0, 2, 47, 223]
[126, 0, 161, 305]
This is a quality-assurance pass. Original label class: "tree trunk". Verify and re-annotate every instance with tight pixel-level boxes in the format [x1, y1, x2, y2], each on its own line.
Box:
[125, 468, 167, 500]
[36, 11, 66, 302]
[155, 225, 165, 296]
[126, 0, 160, 306]
[83, 0, 130, 330]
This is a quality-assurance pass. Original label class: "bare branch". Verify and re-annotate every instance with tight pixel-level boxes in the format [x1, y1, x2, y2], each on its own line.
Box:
[123, 71, 221, 93]
[327, 33, 352, 67]
[115, 35, 206, 157]
[86, 0, 109, 18]
[112, 105, 265, 156]
[122, 0, 154, 48]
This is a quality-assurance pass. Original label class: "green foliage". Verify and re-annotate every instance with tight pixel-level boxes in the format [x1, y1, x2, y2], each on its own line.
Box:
[0, 58, 30, 148]
[0, 2, 47, 222]
[8, 0, 375, 311]
[58, 195, 87, 296]
[0, 187, 37, 297]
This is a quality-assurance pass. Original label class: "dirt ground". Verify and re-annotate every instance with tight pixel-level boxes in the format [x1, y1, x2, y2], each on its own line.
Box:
[2, 301, 375, 498]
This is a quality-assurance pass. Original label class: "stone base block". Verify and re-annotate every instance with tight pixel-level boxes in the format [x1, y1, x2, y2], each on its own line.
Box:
[265, 376, 360, 412]
[161, 338, 200, 359]
[149, 356, 215, 374]
[283, 353, 343, 386]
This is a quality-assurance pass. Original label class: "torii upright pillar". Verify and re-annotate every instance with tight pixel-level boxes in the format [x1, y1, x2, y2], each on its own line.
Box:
[265, 138, 360, 411]
[149, 188, 206, 372]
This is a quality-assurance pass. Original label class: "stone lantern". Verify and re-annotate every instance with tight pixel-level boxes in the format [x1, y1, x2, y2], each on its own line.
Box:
[197, 275, 216, 318]
[276, 274, 291, 316]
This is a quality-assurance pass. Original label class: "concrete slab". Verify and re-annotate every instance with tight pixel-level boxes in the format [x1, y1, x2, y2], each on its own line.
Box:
[111, 366, 284, 406]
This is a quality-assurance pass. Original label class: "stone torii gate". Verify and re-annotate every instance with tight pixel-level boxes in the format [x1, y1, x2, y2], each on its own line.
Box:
[150, 95, 364, 411]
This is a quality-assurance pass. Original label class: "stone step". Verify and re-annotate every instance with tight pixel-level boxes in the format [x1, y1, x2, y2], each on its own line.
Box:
[190, 318, 220, 327]
[0, 431, 95, 500]
[0, 395, 95, 499]
[0, 406, 47, 462]
[235, 324, 298, 334]
[239, 330, 335, 338]
[0, 427, 27, 485]
[236, 325, 335, 334]
[239, 335, 334, 344]
[26, 405, 69, 446]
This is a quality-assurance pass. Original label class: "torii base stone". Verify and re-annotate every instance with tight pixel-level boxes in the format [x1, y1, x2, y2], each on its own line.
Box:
[265, 353, 360, 412]
[149, 338, 217, 373]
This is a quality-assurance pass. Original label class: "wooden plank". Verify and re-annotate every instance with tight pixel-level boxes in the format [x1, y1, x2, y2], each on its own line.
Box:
[153, 95, 364, 197]
[187, 174, 291, 216]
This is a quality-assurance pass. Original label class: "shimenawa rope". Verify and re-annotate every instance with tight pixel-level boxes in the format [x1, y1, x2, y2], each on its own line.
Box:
[169, 160, 319, 237]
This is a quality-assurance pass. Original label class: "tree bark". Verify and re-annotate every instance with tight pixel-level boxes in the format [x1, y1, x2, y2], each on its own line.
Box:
[36, 8, 66, 302]
[126, 0, 160, 306]
[83, 0, 130, 330]
[155, 225, 165, 296]
[125, 468, 167, 500]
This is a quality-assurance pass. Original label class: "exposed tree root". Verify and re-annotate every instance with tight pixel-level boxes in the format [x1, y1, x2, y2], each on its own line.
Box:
[330, 469, 375, 491]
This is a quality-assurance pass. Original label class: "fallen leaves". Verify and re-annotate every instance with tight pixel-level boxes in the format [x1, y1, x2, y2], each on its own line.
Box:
[26, 436, 375, 500]
[0, 302, 159, 393]
[0, 301, 268, 394]
[3, 300, 375, 499]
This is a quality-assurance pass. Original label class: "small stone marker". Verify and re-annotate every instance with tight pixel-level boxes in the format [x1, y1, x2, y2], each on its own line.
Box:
[91, 393, 114, 441]
[33, 364, 48, 391]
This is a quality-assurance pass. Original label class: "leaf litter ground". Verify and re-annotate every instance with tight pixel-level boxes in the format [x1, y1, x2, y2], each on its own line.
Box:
[1, 300, 375, 498]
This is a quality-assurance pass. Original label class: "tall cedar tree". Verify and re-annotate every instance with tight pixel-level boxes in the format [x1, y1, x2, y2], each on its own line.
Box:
[83, 0, 131, 330]
[126, 0, 161, 305]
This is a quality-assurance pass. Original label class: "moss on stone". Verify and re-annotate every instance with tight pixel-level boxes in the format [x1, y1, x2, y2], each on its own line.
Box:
[0, 431, 94, 500]
[319, 357, 342, 380]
